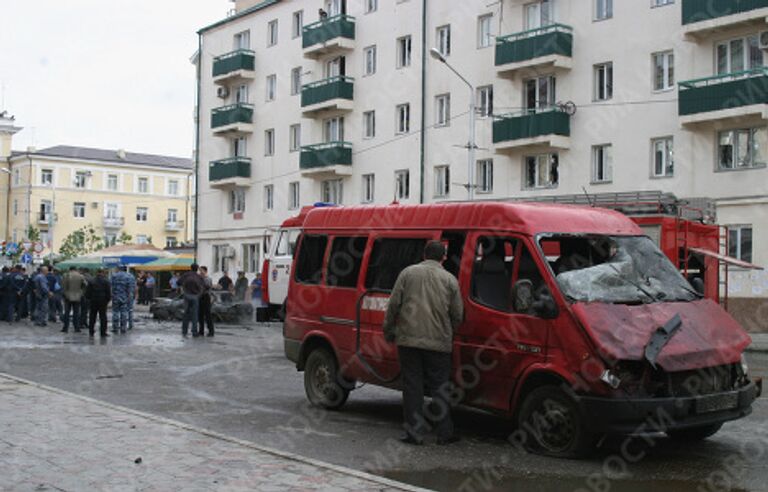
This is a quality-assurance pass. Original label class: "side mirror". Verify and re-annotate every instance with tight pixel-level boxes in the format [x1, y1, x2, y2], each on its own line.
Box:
[690, 277, 705, 296]
[534, 294, 559, 319]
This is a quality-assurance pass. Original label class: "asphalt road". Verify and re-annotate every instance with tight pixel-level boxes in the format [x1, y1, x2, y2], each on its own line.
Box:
[1, 312, 767, 492]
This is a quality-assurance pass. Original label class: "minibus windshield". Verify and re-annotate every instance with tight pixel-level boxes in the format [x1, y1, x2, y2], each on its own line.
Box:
[541, 235, 698, 304]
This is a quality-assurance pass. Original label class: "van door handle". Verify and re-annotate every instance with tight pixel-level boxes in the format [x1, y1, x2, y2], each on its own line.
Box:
[319, 316, 355, 327]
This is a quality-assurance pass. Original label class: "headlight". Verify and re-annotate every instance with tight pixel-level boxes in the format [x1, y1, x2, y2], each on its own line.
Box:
[741, 354, 749, 377]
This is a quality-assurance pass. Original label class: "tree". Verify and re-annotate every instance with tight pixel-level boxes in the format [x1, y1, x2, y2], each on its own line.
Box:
[58, 226, 105, 260]
[116, 232, 133, 245]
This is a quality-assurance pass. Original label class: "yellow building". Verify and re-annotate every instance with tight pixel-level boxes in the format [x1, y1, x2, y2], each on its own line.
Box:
[1, 115, 194, 255]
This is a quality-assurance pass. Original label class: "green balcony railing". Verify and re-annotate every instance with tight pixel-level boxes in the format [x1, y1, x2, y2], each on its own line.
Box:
[302, 14, 355, 49]
[209, 157, 251, 181]
[211, 103, 254, 129]
[679, 68, 768, 116]
[301, 76, 354, 107]
[212, 49, 255, 77]
[682, 0, 768, 25]
[300, 142, 353, 170]
[492, 108, 571, 144]
[495, 24, 573, 67]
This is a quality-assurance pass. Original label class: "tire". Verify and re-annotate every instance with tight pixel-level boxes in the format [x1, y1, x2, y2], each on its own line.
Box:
[667, 423, 723, 441]
[277, 301, 287, 321]
[517, 386, 595, 458]
[304, 348, 350, 410]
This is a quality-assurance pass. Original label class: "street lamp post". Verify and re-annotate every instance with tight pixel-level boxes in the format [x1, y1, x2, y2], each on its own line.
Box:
[430, 48, 476, 201]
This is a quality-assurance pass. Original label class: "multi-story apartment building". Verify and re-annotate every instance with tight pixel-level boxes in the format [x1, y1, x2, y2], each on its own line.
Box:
[1, 115, 194, 254]
[195, 0, 768, 325]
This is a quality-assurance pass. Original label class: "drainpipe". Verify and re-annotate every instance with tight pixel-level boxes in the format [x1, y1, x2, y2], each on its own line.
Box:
[419, 0, 428, 204]
[4, 158, 10, 240]
[193, 33, 202, 263]
[26, 154, 32, 238]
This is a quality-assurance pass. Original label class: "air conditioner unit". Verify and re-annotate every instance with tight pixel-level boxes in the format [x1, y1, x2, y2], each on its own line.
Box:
[760, 31, 768, 50]
[217, 86, 230, 98]
[90, 202, 99, 209]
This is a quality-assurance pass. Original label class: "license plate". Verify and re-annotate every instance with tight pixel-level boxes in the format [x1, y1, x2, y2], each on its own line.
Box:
[695, 392, 739, 413]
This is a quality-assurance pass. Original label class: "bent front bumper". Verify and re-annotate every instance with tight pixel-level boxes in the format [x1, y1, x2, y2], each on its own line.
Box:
[575, 379, 761, 434]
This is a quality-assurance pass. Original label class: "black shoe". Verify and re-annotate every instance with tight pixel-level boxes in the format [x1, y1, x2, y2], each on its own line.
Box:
[398, 434, 423, 446]
[100, 332, 108, 337]
[206, 332, 214, 337]
[60, 329, 68, 333]
[74, 329, 82, 333]
[436, 436, 461, 446]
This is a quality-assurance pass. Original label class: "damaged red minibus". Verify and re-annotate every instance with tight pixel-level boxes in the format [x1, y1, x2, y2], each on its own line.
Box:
[282, 202, 761, 457]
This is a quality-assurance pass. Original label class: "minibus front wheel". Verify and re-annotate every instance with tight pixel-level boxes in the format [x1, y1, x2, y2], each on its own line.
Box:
[517, 386, 594, 458]
[304, 348, 350, 410]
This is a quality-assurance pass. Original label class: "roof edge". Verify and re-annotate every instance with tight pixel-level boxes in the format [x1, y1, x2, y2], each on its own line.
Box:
[198, 0, 281, 34]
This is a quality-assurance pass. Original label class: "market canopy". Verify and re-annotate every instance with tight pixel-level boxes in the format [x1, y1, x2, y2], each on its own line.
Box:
[54, 257, 104, 270]
[55, 244, 181, 270]
[138, 255, 194, 272]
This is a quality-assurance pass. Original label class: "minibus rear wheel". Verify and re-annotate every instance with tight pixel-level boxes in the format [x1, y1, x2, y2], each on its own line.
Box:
[304, 348, 350, 410]
[517, 386, 594, 458]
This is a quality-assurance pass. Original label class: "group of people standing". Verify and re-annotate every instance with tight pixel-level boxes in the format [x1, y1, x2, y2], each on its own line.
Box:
[136, 272, 156, 305]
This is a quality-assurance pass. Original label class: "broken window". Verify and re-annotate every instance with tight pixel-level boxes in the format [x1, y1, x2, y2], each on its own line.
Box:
[295, 235, 328, 284]
[471, 237, 517, 312]
[326, 236, 368, 288]
[364, 238, 427, 291]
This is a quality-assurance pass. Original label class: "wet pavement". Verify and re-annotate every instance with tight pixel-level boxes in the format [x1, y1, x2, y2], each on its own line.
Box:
[0, 310, 767, 491]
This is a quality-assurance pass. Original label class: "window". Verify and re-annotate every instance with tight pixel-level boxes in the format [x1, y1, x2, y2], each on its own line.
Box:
[594, 62, 613, 101]
[292, 10, 303, 39]
[325, 0, 344, 16]
[595, 0, 613, 20]
[434, 165, 450, 197]
[243, 243, 260, 273]
[365, 238, 427, 291]
[138, 177, 149, 193]
[264, 129, 275, 156]
[39, 200, 52, 223]
[477, 159, 493, 193]
[41, 169, 53, 185]
[324, 116, 345, 142]
[652, 0, 673, 6]
[477, 86, 494, 118]
[471, 236, 518, 312]
[396, 103, 411, 134]
[525, 75, 556, 111]
[362, 174, 375, 203]
[435, 94, 451, 127]
[592, 144, 613, 183]
[327, 236, 368, 288]
[136, 207, 148, 222]
[212, 244, 231, 273]
[136, 235, 149, 245]
[652, 137, 674, 177]
[267, 20, 278, 46]
[229, 189, 246, 213]
[264, 184, 274, 210]
[73, 202, 85, 218]
[266, 74, 277, 101]
[395, 169, 410, 199]
[653, 51, 674, 91]
[397, 36, 412, 68]
[105, 203, 119, 219]
[74, 171, 88, 189]
[525, 153, 559, 189]
[478, 14, 493, 48]
[295, 235, 328, 284]
[289, 181, 300, 210]
[321, 179, 343, 204]
[107, 174, 118, 191]
[728, 226, 753, 263]
[365, 0, 378, 13]
[12, 168, 19, 186]
[275, 229, 298, 257]
[234, 136, 248, 157]
[717, 35, 762, 75]
[12, 199, 17, 216]
[436, 25, 451, 57]
[363, 111, 376, 139]
[104, 234, 117, 247]
[168, 179, 179, 196]
[718, 128, 767, 170]
[289, 124, 301, 152]
[167, 209, 178, 222]
[234, 30, 250, 50]
[290, 67, 302, 95]
[325, 56, 345, 78]
[364, 45, 377, 75]
[166, 237, 178, 248]
[525, 0, 553, 29]
[236, 84, 249, 103]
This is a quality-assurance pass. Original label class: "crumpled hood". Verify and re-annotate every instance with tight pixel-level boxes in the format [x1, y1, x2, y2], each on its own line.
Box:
[571, 299, 751, 372]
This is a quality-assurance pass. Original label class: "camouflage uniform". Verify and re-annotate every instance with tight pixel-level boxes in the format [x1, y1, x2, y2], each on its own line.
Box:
[110, 270, 136, 333]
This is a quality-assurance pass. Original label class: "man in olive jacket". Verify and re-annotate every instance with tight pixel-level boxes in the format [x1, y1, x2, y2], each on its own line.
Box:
[383, 241, 464, 445]
[61, 267, 87, 333]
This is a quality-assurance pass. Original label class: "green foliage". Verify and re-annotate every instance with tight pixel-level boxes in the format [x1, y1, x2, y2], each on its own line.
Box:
[26, 226, 40, 242]
[58, 226, 105, 260]
[116, 232, 133, 245]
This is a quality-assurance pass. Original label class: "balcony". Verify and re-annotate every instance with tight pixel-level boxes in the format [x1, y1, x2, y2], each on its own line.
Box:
[678, 68, 768, 125]
[211, 103, 254, 136]
[682, 0, 768, 39]
[209, 157, 251, 188]
[212, 49, 255, 85]
[302, 14, 355, 59]
[300, 142, 353, 177]
[37, 214, 51, 225]
[493, 108, 571, 151]
[495, 24, 573, 77]
[103, 217, 125, 230]
[164, 220, 185, 232]
[301, 76, 354, 116]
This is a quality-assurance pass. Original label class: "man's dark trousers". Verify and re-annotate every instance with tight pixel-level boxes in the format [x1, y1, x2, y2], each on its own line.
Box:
[198, 293, 214, 336]
[89, 302, 108, 336]
[397, 346, 454, 442]
[61, 300, 80, 332]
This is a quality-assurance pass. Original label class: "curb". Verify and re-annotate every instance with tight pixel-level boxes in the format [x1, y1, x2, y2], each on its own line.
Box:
[0, 372, 430, 492]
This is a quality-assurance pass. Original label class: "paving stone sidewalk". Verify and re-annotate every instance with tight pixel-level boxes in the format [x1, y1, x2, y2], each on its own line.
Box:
[0, 373, 426, 492]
